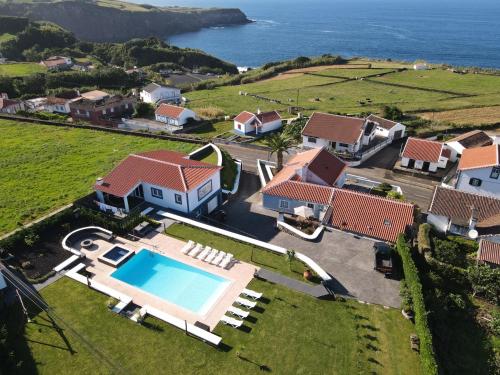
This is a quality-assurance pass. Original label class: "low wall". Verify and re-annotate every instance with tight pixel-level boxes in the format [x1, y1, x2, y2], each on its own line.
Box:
[164, 212, 332, 281]
[276, 220, 325, 241]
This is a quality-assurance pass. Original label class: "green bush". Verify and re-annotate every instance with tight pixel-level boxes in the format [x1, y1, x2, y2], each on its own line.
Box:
[396, 234, 438, 375]
[467, 265, 500, 305]
[417, 223, 431, 254]
[433, 238, 468, 268]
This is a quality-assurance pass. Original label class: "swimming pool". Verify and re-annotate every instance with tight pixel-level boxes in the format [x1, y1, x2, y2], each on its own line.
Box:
[111, 249, 230, 315]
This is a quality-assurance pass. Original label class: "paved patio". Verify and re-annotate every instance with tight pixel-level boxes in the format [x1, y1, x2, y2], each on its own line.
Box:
[218, 172, 401, 308]
[72, 231, 257, 331]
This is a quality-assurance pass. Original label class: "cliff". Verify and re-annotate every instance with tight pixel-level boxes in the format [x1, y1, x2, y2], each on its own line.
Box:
[0, 0, 250, 42]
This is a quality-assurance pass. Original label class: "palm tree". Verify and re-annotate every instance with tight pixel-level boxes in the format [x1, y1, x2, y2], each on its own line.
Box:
[286, 249, 296, 271]
[264, 133, 296, 171]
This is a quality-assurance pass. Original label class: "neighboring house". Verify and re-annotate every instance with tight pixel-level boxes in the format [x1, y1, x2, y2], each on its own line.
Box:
[45, 91, 81, 114]
[413, 63, 428, 70]
[155, 104, 197, 126]
[261, 147, 414, 242]
[0, 98, 24, 114]
[24, 97, 47, 112]
[427, 186, 500, 237]
[233, 110, 282, 135]
[0, 53, 6, 64]
[94, 150, 222, 217]
[140, 83, 181, 104]
[40, 56, 72, 71]
[400, 137, 450, 172]
[454, 144, 500, 198]
[445, 130, 493, 162]
[69, 91, 136, 126]
[477, 239, 500, 268]
[302, 112, 405, 154]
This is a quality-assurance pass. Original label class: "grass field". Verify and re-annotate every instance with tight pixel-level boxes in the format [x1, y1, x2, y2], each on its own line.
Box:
[0, 62, 46, 77]
[185, 63, 500, 129]
[418, 106, 500, 125]
[0, 120, 196, 235]
[9, 277, 422, 375]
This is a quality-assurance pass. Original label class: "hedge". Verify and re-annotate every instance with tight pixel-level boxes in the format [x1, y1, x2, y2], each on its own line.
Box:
[396, 234, 438, 375]
[417, 223, 432, 254]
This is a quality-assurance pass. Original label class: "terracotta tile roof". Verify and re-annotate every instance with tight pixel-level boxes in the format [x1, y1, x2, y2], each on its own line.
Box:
[302, 112, 365, 144]
[262, 180, 335, 205]
[155, 104, 185, 119]
[478, 240, 500, 266]
[94, 150, 220, 196]
[428, 186, 500, 227]
[329, 189, 414, 242]
[256, 110, 281, 123]
[142, 83, 163, 93]
[458, 144, 499, 171]
[234, 111, 255, 123]
[366, 114, 400, 130]
[401, 137, 444, 163]
[80, 90, 110, 101]
[448, 130, 493, 149]
[41, 57, 70, 68]
[0, 98, 19, 109]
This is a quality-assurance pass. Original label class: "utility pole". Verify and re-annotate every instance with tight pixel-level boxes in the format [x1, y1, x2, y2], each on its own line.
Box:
[16, 289, 31, 323]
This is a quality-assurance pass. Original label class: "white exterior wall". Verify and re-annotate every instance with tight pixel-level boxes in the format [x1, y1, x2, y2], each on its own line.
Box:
[46, 102, 71, 114]
[259, 119, 282, 134]
[401, 157, 441, 172]
[427, 213, 449, 233]
[141, 182, 189, 213]
[155, 108, 196, 126]
[375, 127, 390, 138]
[456, 167, 500, 197]
[444, 141, 464, 161]
[302, 136, 329, 149]
[141, 87, 181, 104]
[186, 172, 221, 212]
[234, 119, 254, 134]
[388, 123, 406, 139]
[437, 156, 448, 169]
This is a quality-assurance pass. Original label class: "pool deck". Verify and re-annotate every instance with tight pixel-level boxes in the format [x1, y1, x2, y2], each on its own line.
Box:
[75, 232, 258, 331]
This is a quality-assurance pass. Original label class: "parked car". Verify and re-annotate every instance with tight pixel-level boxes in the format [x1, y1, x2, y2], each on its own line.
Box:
[373, 242, 393, 277]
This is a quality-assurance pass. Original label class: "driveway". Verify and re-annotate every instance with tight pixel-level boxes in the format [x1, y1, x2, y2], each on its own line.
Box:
[220, 172, 401, 308]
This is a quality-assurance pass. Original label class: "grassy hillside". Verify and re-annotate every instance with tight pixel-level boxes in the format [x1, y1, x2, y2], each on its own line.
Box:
[0, 120, 197, 235]
[0, 62, 46, 76]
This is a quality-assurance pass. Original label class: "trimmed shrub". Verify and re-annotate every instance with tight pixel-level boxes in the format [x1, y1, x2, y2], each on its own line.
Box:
[396, 234, 438, 375]
[417, 223, 431, 254]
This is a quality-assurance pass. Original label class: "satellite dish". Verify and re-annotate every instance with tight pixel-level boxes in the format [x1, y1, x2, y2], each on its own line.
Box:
[468, 230, 478, 239]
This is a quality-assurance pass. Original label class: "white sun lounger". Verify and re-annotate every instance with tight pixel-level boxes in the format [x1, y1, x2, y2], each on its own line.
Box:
[242, 288, 263, 300]
[219, 253, 233, 269]
[188, 243, 204, 257]
[181, 240, 195, 254]
[235, 297, 257, 309]
[211, 251, 226, 265]
[220, 315, 243, 328]
[197, 246, 212, 260]
[204, 249, 218, 263]
[227, 306, 249, 319]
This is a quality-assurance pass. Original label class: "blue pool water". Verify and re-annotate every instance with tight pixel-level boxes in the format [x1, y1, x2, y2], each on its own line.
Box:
[111, 249, 230, 315]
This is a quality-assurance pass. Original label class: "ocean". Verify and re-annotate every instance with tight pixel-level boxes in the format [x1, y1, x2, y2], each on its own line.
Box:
[135, 0, 500, 68]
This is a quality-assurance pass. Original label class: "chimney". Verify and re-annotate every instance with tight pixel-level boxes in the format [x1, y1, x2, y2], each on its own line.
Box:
[257, 108, 261, 114]
[96, 177, 104, 185]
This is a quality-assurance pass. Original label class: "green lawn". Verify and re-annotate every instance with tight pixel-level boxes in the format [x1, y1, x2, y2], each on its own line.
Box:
[10, 277, 422, 374]
[0, 62, 46, 77]
[188, 120, 234, 139]
[0, 120, 196, 235]
[166, 223, 313, 282]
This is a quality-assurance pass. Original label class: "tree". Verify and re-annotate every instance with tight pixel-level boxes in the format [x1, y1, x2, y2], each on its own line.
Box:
[133, 102, 155, 118]
[382, 105, 404, 121]
[467, 265, 500, 304]
[264, 133, 296, 171]
[286, 249, 296, 271]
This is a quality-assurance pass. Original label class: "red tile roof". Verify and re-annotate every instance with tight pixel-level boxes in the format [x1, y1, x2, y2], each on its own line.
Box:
[329, 189, 414, 242]
[402, 137, 444, 163]
[302, 112, 365, 144]
[0, 98, 19, 109]
[366, 114, 400, 130]
[256, 110, 281, 123]
[94, 150, 220, 196]
[234, 111, 255, 123]
[478, 240, 500, 266]
[155, 104, 185, 119]
[448, 130, 493, 149]
[262, 180, 334, 205]
[458, 144, 499, 171]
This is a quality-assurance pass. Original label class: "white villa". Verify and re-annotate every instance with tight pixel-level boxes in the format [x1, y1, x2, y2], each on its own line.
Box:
[94, 150, 222, 216]
[400, 137, 450, 173]
[302, 112, 405, 155]
[140, 83, 181, 104]
[155, 104, 197, 127]
[233, 110, 282, 136]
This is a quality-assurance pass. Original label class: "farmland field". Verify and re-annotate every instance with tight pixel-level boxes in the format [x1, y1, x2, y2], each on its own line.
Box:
[0, 120, 196, 235]
[0, 62, 46, 77]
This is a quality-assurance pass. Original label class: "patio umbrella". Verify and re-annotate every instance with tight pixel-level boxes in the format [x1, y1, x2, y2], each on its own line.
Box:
[294, 205, 314, 218]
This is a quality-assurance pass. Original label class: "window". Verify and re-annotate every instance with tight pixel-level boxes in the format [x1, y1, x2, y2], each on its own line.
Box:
[308, 137, 317, 143]
[307, 203, 314, 209]
[110, 107, 115, 113]
[197, 180, 213, 201]
[383, 219, 392, 227]
[339, 143, 349, 148]
[238, 124, 242, 130]
[175, 194, 182, 205]
[279, 200, 289, 209]
[151, 187, 163, 199]
[490, 167, 500, 179]
[469, 178, 482, 187]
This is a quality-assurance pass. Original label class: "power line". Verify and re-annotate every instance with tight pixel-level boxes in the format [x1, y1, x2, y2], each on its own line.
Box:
[0, 264, 126, 374]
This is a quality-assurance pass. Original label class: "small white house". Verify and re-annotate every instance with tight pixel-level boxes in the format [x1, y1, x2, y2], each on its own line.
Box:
[445, 130, 494, 162]
[155, 104, 197, 127]
[0, 98, 24, 114]
[140, 83, 181, 104]
[454, 144, 500, 198]
[233, 110, 282, 135]
[366, 114, 406, 141]
[413, 63, 428, 70]
[400, 137, 450, 172]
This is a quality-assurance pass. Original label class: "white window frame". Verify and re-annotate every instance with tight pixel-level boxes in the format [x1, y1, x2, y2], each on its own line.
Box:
[279, 200, 289, 209]
[151, 187, 163, 199]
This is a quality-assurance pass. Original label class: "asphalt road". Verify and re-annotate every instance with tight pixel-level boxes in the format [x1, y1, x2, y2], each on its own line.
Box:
[217, 142, 436, 210]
